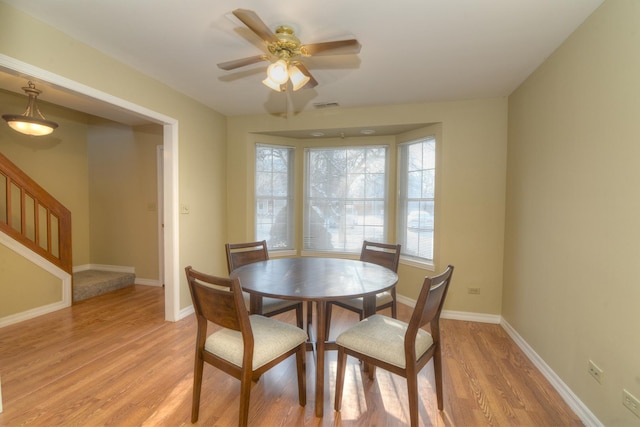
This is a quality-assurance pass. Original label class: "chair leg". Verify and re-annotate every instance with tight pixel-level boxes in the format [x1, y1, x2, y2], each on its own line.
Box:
[325, 303, 333, 339]
[367, 364, 376, 380]
[434, 345, 444, 410]
[239, 370, 253, 427]
[406, 367, 420, 427]
[306, 301, 313, 328]
[295, 343, 307, 406]
[191, 355, 204, 423]
[391, 288, 398, 319]
[334, 348, 347, 411]
[295, 303, 304, 330]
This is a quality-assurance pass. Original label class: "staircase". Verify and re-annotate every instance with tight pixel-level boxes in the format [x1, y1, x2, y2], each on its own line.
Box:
[73, 270, 136, 302]
[0, 152, 72, 275]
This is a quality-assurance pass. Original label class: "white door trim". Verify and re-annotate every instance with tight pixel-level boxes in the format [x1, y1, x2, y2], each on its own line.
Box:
[0, 53, 181, 322]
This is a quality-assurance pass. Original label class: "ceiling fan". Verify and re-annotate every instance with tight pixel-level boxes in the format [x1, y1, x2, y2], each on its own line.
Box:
[218, 8, 361, 92]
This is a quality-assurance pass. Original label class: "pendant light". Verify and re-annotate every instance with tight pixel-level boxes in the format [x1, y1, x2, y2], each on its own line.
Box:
[2, 81, 58, 136]
[262, 60, 311, 92]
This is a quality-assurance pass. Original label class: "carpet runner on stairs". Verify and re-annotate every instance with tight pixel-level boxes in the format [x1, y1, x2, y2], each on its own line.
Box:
[73, 270, 136, 302]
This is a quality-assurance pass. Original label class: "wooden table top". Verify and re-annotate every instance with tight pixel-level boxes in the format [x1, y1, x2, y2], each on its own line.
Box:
[230, 257, 398, 301]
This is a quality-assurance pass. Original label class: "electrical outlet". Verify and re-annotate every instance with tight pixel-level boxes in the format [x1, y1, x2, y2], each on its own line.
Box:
[467, 287, 481, 295]
[623, 389, 640, 418]
[588, 360, 604, 384]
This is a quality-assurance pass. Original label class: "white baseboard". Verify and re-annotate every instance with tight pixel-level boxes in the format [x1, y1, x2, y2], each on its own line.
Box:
[441, 309, 501, 324]
[397, 294, 501, 324]
[398, 293, 601, 426]
[135, 278, 162, 286]
[73, 265, 161, 286]
[0, 299, 70, 329]
[0, 235, 72, 329]
[178, 304, 195, 320]
[500, 319, 603, 427]
[73, 264, 135, 274]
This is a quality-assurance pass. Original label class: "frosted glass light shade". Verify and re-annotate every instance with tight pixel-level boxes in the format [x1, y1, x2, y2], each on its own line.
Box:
[266, 60, 289, 84]
[289, 65, 310, 91]
[2, 82, 58, 136]
[3, 115, 57, 136]
[262, 77, 283, 92]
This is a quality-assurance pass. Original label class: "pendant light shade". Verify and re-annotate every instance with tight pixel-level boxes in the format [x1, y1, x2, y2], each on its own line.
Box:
[262, 59, 312, 92]
[2, 81, 58, 136]
[266, 60, 289, 84]
[262, 76, 284, 92]
[289, 64, 311, 91]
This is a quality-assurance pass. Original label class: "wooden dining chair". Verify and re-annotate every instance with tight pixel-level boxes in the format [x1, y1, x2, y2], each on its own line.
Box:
[185, 266, 307, 427]
[325, 241, 401, 336]
[226, 240, 304, 329]
[334, 265, 454, 427]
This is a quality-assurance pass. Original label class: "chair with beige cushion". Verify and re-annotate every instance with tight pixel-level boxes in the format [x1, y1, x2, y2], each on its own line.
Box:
[325, 241, 401, 336]
[334, 265, 454, 427]
[185, 266, 307, 427]
[226, 240, 304, 329]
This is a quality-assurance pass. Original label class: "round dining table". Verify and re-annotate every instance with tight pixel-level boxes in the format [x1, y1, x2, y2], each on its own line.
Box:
[230, 256, 399, 417]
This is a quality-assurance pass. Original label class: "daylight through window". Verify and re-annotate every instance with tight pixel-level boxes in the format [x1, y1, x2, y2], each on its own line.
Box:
[304, 146, 388, 252]
[398, 137, 435, 261]
[255, 144, 294, 249]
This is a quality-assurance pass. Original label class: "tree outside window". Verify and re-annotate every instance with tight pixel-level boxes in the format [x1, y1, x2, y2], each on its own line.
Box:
[304, 146, 388, 252]
[255, 144, 294, 250]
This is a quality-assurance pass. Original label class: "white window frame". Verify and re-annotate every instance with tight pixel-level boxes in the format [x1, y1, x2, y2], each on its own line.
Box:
[254, 143, 295, 251]
[397, 136, 436, 266]
[303, 145, 389, 254]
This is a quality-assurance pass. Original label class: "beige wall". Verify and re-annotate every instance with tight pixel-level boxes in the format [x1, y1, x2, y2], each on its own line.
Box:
[0, 244, 61, 317]
[0, 90, 92, 267]
[88, 121, 161, 280]
[1, 89, 164, 314]
[0, 1, 227, 312]
[0, 89, 91, 316]
[504, 0, 640, 424]
[228, 98, 508, 314]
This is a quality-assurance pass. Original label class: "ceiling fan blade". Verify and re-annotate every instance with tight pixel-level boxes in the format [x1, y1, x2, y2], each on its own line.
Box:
[295, 63, 318, 89]
[217, 55, 268, 71]
[301, 39, 361, 56]
[232, 9, 278, 43]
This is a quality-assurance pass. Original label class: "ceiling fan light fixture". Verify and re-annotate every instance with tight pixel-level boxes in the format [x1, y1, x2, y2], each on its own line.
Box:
[2, 81, 58, 136]
[289, 65, 310, 91]
[266, 59, 289, 84]
[262, 76, 284, 92]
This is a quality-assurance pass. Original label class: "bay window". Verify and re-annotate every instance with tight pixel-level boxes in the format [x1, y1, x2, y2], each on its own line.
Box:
[398, 137, 436, 262]
[304, 146, 388, 252]
[255, 144, 295, 250]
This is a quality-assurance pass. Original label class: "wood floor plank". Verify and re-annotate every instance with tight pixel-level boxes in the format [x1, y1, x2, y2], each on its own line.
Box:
[0, 285, 583, 426]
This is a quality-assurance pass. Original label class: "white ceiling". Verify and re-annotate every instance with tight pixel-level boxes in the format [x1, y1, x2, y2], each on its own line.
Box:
[1, 0, 604, 120]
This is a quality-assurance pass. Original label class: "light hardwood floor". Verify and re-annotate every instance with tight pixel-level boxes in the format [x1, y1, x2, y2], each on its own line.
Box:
[0, 285, 583, 426]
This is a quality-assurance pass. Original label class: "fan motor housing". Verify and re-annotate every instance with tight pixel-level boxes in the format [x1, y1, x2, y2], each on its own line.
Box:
[268, 26, 302, 59]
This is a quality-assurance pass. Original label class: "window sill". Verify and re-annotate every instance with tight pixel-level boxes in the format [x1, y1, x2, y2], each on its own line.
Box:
[400, 256, 435, 271]
[269, 249, 297, 258]
[300, 250, 359, 259]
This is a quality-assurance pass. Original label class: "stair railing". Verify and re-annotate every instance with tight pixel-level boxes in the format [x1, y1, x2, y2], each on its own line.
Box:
[0, 152, 72, 274]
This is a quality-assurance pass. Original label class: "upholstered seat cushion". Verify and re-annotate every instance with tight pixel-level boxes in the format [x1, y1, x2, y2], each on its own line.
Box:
[205, 315, 308, 369]
[336, 291, 393, 310]
[242, 292, 298, 315]
[336, 314, 433, 369]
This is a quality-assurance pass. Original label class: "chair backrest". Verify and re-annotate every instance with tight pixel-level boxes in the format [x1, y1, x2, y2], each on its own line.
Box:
[359, 241, 401, 273]
[225, 240, 269, 273]
[185, 266, 250, 333]
[405, 265, 454, 346]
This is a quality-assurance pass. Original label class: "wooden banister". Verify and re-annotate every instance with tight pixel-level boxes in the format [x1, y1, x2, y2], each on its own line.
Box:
[0, 152, 72, 274]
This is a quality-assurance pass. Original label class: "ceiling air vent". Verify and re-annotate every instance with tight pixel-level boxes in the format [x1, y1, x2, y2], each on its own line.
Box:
[313, 102, 340, 109]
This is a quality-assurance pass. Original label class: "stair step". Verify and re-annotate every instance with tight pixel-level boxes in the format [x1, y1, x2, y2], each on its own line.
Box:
[73, 270, 136, 302]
